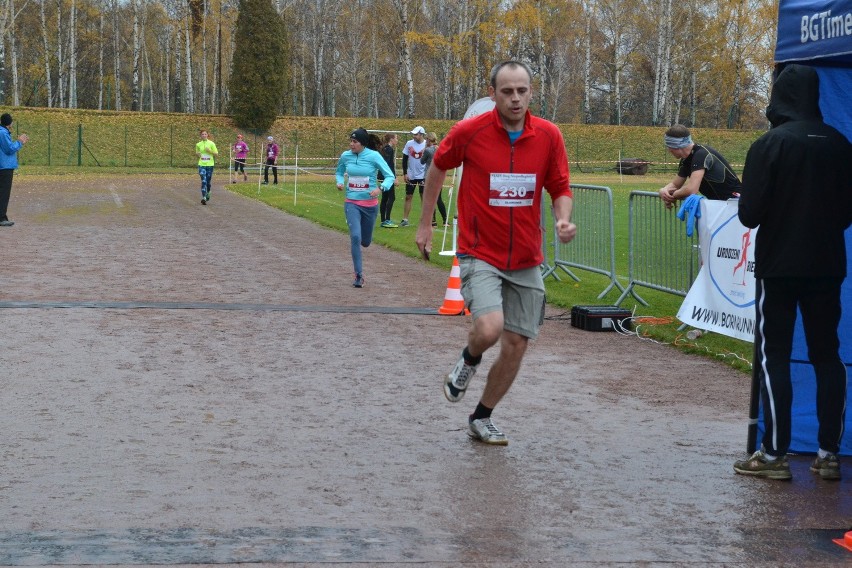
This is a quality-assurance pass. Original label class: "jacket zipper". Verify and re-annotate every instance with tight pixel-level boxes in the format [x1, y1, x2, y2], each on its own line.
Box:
[507, 142, 515, 270]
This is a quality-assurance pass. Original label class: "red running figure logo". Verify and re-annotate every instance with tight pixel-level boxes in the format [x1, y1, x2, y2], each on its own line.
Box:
[732, 228, 752, 286]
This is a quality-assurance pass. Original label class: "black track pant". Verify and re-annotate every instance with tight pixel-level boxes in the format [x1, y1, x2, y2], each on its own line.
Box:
[380, 184, 396, 222]
[754, 276, 847, 456]
[264, 159, 278, 183]
[0, 169, 13, 220]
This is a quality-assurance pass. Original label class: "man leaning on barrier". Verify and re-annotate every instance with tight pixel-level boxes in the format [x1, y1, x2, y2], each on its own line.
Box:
[658, 125, 743, 209]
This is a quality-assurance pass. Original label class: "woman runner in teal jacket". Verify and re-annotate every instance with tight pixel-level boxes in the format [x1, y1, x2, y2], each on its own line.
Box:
[335, 128, 394, 288]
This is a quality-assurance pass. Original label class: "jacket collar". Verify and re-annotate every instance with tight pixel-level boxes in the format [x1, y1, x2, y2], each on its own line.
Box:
[489, 107, 535, 139]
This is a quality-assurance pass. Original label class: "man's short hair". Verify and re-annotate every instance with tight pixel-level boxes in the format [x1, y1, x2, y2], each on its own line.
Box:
[665, 125, 691, 138]
[490, 61, 533, 88]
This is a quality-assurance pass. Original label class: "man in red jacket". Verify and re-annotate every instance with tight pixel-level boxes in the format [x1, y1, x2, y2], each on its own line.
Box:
[416, 60, 577, 445]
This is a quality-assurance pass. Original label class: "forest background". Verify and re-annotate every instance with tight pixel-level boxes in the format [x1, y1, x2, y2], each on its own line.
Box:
[0, 0, 777, 129]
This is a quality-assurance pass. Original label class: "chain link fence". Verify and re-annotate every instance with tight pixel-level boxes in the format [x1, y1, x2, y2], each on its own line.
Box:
[10, 120, 756, 175]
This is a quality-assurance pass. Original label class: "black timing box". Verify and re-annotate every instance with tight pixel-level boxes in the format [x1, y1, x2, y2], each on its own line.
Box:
[570, 305, 632, 332]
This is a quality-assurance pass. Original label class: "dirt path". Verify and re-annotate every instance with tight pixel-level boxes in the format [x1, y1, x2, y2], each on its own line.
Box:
[0, 174, 848, 566]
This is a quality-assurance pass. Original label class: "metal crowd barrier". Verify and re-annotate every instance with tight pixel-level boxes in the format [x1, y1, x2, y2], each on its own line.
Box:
[547, 184, 624, 299]
[615, 191, 700, 306]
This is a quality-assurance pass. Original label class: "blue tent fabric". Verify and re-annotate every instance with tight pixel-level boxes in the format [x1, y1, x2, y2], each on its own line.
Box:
[775, 0, 852, 63]
[755, 0, 852, 456]
[816, 66, 852, 143]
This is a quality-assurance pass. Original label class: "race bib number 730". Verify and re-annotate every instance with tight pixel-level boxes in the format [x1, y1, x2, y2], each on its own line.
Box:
[489, 173, 536, 207]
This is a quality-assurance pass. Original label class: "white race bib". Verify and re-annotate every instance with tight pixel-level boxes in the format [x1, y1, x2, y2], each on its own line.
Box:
[348, 176, 370, 192]
[201, 153, 212, 161]
[489, 173, 536, 207]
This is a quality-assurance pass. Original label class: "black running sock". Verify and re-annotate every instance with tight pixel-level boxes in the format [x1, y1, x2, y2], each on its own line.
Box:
[469, 403, 493, 422]
[463, 346, 482, 367]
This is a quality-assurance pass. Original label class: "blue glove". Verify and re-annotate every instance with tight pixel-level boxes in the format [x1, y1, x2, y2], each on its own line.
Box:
[676, 194, 703, 237]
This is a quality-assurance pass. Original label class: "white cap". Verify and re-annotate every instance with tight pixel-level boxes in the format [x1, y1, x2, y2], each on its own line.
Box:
[411, 126, 426, 135]
[267, 136, 274, 141]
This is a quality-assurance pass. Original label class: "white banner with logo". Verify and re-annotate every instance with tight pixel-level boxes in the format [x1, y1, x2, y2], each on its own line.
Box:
[677, 199, 757, 342]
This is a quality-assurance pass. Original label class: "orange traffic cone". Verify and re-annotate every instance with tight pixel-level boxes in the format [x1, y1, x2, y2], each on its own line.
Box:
[834, 531, 852, 552]
[438, 257, 469, 315]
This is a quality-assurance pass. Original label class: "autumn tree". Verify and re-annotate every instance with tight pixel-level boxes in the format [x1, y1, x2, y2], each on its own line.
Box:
[228, 0, 288, 131]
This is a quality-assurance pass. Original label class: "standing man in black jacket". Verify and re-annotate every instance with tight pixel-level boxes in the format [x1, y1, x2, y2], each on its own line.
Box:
[735, 64, 852, 481]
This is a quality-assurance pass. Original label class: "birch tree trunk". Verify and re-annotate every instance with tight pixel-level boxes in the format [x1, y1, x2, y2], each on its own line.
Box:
[450, 0, 466, 118]
[184, 17, 194, 113]
[441, 51, 451, 119]
[652, 0, 672, 125]
[393, 0, 415, 118]
[613, 36, 621, 125]
[368, 26, 378, 118]
[651, 1, 663, 124]
[112, 0, 121, 109]
[330, 77, 337, 117]
[10, 0, 18, 106]
[131, 0, 140, 111]
[726, 0, 744, 128]
[56, 0, 64, 107]
[214, 12, 221, 113]
[311, 13, 326, 116]
[163, 25, 171, 112]
[536, 0, 546, 117]
[298, 15, 306, 115]
[173, 28, 182, 112]
[0, 0, 12, 105]
[138, 3, 152, 110]
[690, 68, 696, 126]
[0, 0, 7, 104]
[201, 0, 207, 113]
[299, 54, 306, 115]
[660, 0, 672, 123]
[68, 0, 76, 108]
[672, 71, 684, 124]
[139, 46, 145, 110]
[145, 37, 154, 110]
[396, 58, 403, 118]
[98, 11, 103, 109]
[40, 0, 52, 106]
[471, 20, 481, 106]
[582, 1, 592, 124]
[598, 0, 638, 125]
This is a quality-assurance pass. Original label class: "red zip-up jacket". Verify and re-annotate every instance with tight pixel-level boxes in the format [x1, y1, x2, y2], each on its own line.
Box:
[433, 107, 571, 270]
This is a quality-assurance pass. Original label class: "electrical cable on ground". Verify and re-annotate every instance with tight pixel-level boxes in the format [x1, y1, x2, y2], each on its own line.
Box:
[551, 305, 752, 369]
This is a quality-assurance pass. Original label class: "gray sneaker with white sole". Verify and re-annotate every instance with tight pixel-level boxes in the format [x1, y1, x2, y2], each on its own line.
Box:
[444, 352, 478, 402]
[468, 418, 508, 445]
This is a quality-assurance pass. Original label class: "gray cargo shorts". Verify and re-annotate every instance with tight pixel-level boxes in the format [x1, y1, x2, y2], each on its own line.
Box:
[458, 256, 546, 339]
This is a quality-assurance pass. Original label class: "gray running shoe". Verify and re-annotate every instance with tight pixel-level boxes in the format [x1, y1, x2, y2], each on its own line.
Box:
[399, 219, 409, 227]
[733, 448, 792, 480]
[468, 418, 508, 445]
[810, 453, 841, 480]
[444, 352, 479, 402]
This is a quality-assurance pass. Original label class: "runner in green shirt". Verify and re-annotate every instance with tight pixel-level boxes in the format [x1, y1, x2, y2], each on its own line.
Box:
[195, 129, 218, 204]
